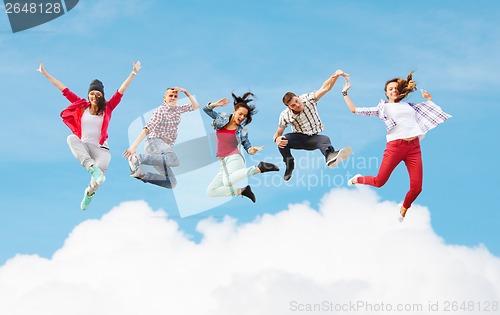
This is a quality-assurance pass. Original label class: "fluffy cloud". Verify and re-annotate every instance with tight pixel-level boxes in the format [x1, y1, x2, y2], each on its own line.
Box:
[0, 187, 499, 315]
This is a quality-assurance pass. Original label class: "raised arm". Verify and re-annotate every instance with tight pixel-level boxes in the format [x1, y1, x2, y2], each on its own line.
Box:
[420, 89, 432, 102]
[37, 61, 67, 91]
[315, 69, 349, 101]
[203, 98, 229, 119]
[342, 79, 357, 113]
[117, 60, 141, 95]
[176, 87, 200, 110]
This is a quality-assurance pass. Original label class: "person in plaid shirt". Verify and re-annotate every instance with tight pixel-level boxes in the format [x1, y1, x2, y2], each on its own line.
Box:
[123, 87, 199, 189]
[342, 72, 451, 221]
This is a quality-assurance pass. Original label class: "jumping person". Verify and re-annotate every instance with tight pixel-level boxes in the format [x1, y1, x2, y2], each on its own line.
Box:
[272, 69, 352, 181]
[123, 87, 200, 189]
[342, 72, 451, 221]
[204, 92, 279, 203]
[38, 60, 141, 210]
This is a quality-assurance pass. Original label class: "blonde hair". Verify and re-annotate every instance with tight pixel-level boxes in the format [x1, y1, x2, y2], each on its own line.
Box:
[385, 71, 417, 102]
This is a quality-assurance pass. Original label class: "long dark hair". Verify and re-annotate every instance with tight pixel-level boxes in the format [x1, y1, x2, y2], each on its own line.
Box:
[95, 96, 107, 115]
[385, 71, 417, 102]
[232, 92, 257, 125]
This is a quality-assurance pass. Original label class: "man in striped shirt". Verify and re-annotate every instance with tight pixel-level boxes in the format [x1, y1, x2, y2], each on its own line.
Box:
[272, 70, 352, 181]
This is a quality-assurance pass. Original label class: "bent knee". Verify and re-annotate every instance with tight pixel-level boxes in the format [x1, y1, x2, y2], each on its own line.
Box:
[171, 160, 180, 167]
[372, 181, 386, 188]
[67, 134, 79, 145]
[207, 187, 218, 197]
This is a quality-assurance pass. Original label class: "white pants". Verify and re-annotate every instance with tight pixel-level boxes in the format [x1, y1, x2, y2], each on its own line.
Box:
[67, 135, 111, 194]
[207, 154, 258, 197]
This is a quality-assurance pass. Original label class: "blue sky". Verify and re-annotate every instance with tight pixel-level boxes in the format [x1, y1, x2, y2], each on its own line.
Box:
[0, 0, 499, 270]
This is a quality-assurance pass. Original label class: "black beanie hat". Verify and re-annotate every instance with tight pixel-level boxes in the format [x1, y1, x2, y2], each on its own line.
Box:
[88, 79, 104, 95]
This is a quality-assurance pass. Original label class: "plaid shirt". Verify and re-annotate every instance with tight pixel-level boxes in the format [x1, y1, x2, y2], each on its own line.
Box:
[355, 100, 451, 136]
[278, 91, 323, 135]
[145, 102, 194, 146]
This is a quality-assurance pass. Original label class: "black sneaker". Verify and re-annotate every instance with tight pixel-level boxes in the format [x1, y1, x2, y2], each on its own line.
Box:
[257, 162, 279, 173]
[326, 151, 339, 166]
[284, 159, 295, 181]
[241, 185, 256, 203]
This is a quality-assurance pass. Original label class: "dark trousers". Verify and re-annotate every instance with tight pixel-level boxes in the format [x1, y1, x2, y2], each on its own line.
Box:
[278, 133, 335, 164]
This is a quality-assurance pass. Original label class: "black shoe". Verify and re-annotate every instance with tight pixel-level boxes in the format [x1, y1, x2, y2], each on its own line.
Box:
[326, 151, 339, 167]
[257, 162, 279, 173]
[284, 159, 295, 181]
[241, 185, 256, 203]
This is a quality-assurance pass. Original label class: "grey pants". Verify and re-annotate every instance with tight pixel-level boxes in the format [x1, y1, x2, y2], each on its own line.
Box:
[67, 134, 111, 194]
[137, 138, 179, 189]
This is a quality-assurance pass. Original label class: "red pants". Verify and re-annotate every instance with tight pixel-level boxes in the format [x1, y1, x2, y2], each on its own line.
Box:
[358, 138, 423, 209]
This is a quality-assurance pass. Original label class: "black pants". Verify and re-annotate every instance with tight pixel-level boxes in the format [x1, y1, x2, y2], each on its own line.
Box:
[278, 133, 335, 164]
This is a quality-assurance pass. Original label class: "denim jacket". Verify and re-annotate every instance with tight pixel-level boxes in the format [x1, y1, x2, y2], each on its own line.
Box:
[203, 104, 252, 153]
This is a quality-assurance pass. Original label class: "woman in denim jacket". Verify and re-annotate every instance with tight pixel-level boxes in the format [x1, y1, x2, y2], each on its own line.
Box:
[204, 92, 279, 202]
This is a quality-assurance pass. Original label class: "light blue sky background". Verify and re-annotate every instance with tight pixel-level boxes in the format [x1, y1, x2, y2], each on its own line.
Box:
[0, 0, 498, 265]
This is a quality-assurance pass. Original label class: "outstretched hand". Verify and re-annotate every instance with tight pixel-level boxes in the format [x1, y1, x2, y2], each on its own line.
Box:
[37, 60, 46, 74]
[342, 79, 351, 93]
[211, 98, 230, 107]
[333, 69, 350, 78]
[248, 146, 264, 155]
[420, 89, 432, 101]
[132, 60, 141, 73]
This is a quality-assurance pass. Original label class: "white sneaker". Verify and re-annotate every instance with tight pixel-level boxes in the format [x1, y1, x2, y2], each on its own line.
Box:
[327, 146, 352, 168]
[128, 155, 140, 173]
[348, 174, 361, 186]
[397, 203, 406, 223]
[130, 167, 146, 179]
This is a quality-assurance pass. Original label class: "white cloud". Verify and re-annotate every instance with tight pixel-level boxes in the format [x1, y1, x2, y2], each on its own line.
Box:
[0, 188, 499, 315]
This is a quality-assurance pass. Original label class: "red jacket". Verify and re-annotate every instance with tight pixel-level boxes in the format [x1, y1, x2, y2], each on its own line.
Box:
[60, 88, 123, 145]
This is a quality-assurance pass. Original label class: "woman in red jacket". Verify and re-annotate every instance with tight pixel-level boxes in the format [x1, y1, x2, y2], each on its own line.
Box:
[38, 60, 141, 210]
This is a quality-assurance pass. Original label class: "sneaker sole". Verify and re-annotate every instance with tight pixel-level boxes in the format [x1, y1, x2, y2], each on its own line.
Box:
[328, 146, 352, 168]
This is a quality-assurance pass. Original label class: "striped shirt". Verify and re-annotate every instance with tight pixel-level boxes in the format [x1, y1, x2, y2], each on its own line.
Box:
[355, 100, 451, 140]
[278, 91, 323, 135]
[145, 102, 194, 146]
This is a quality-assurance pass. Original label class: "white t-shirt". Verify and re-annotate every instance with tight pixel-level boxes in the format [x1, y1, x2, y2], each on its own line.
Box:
[385, 102, 424, 142]
[81, 108, 104, 144]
